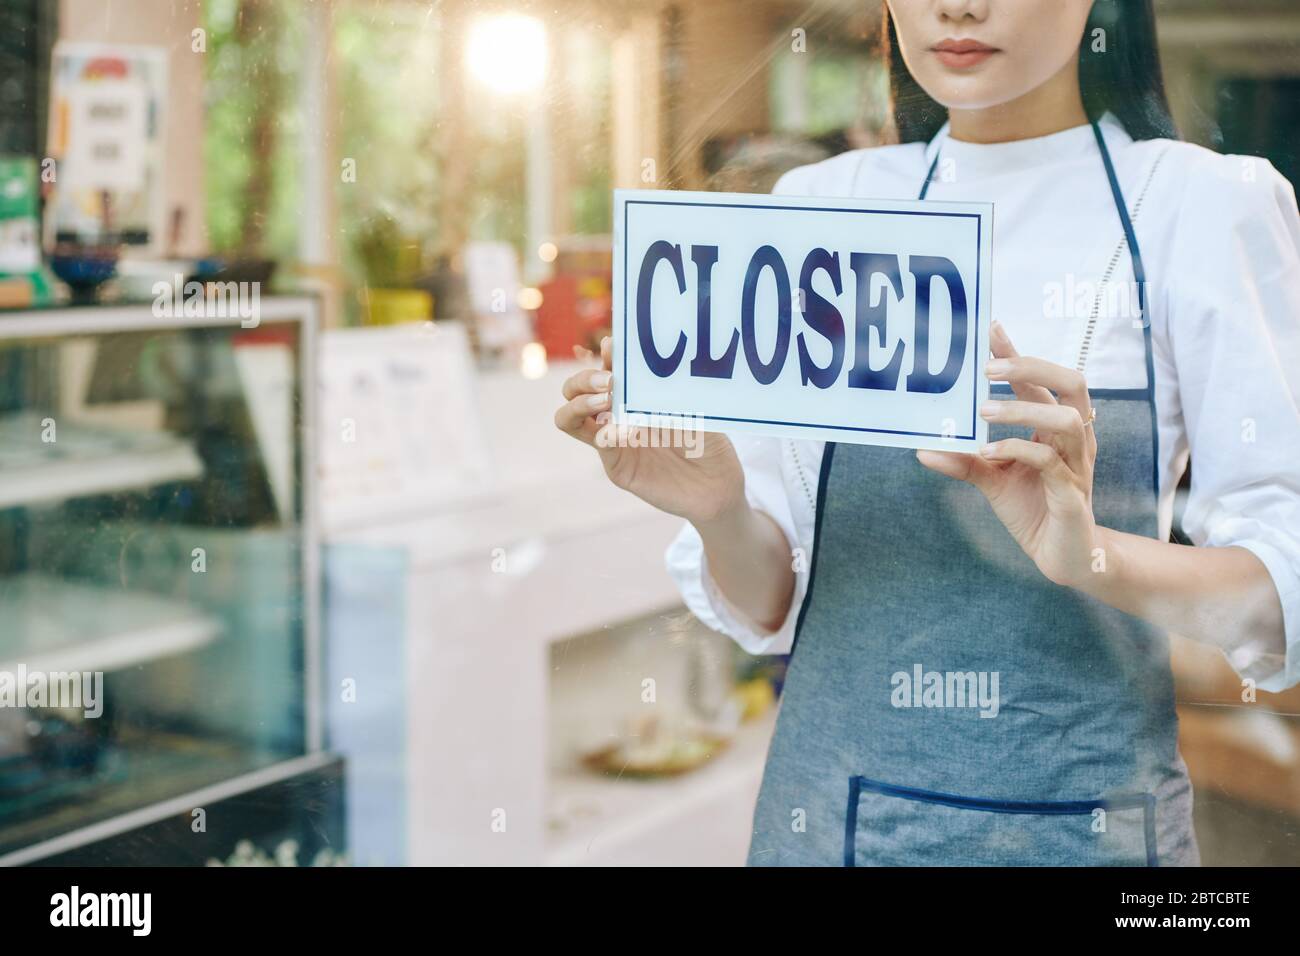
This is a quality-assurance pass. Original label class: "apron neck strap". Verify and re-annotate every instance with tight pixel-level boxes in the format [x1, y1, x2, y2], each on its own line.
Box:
[1091, 120, 1147, 318]
[1091, 120, 1160, 500]
[919, 149, 941, 201]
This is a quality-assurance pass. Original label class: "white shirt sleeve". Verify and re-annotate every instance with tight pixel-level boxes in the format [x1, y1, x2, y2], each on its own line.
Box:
[1166, 153, 1300, 692]
[665, 435, 823, 655]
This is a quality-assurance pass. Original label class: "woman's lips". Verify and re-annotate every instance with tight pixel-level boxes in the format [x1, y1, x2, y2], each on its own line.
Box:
[931, 39, 999, 69]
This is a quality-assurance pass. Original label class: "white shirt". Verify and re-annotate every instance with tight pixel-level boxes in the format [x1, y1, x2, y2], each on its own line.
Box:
[666, 115, 1300, 693]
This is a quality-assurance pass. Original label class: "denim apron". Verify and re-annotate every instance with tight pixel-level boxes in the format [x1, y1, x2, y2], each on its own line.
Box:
[747, 123, 1198, 867]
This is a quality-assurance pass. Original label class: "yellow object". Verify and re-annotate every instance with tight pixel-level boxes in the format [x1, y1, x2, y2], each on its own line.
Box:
[734, 678, 776, 722]
[362, 288, 433, 326]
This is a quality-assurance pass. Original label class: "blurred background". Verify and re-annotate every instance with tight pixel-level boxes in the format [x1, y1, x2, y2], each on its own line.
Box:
[0, 0, 1297, 866]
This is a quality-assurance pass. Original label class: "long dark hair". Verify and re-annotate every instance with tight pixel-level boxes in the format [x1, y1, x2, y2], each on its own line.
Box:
[884, 0, 1178, 143]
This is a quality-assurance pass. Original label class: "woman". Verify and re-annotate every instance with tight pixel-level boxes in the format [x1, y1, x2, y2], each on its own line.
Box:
[555, 0, 1300, 866]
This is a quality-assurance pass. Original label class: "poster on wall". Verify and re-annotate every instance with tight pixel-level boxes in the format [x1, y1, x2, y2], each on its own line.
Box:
[44, 42, 168, 251]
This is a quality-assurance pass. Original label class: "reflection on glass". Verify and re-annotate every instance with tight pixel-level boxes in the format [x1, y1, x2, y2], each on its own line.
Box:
[0, 318, 308, 856]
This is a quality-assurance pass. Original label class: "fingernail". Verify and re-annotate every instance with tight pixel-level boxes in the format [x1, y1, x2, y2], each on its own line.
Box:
[587, 392, 610, 411]
[981, 443, 999, 458]
[986, 359, 1010, 376]
[991, 321, 1006, 337]
[979, 402, 999, 419]
[591, 371, 611, 390]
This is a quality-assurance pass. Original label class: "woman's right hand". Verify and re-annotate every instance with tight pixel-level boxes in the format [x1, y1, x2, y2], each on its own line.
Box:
[557, 335, 796, 634]
[554, 336, 746, 526]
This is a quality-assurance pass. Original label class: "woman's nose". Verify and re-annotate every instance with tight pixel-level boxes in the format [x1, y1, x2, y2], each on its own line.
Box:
[934, 0, 990, 25]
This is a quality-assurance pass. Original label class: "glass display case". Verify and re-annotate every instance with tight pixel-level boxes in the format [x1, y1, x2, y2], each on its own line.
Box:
[0, 297, 321, 862]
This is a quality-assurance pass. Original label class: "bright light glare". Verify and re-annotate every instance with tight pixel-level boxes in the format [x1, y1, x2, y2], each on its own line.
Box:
[520, 342, 548, 379]
[466, 14, 547, 95]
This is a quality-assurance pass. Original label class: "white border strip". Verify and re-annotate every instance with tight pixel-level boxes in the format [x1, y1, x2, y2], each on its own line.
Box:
[0, 297, 320, 338]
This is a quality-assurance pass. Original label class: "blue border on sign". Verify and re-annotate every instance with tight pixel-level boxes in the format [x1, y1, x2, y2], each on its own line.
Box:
[622, 198, 985, 441]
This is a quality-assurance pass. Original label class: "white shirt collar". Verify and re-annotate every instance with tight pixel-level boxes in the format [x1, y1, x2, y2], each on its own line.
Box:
[923, 112, 1132, 180]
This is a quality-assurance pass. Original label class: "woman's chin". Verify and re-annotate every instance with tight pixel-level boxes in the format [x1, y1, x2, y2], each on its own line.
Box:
[918, 81, 1041, 116]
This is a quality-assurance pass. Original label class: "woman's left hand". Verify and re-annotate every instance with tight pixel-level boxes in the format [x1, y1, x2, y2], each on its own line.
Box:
[917, 321, 1100, 589]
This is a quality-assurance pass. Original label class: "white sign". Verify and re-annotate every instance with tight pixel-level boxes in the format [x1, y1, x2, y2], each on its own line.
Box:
[46, 43, 168, 251]
[64, 79, 148, 192]
[612, 189, 994, 452]
[317, 323, 493, 533]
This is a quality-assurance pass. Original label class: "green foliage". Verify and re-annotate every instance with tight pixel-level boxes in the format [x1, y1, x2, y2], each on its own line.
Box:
[200, 1, 617, 322]
[332, 2, 447, 318]
[202, 0, 305, 260]
[353, 214, 423, 288]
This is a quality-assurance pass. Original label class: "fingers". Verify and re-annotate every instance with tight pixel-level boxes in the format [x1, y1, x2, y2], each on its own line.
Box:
[988, 322, 1054, 405]
[574, 334, 613, 367]
[986, 323, 1097, 457]
[554, 391, 608, 444]
[557, 335, 617, 447]
[980, 400, 1089, 474]
[916, 448, 975, 481]
[557, 337, 617, 446]
[561, 366, 612, 401]
[979, 437, 1077, 488]
[986, 354, 1091, 422]
[916, 448, 1002, 490]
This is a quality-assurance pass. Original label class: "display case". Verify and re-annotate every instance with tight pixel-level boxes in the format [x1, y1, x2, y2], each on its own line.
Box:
[0, 297, 324, 864]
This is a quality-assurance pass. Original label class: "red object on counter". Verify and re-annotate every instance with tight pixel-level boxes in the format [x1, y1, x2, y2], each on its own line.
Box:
[535, 273, 611, 359]
[536, 275, 581, 358]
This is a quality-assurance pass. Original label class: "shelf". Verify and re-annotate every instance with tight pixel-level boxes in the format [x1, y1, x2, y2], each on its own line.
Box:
[0, 413, 203, 510]
[0, 729, 296, 862]
[0, 573, 221, 675]
[545, 710, 777, 866]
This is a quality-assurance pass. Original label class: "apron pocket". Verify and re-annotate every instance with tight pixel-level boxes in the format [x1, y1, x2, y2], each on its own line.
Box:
[845, 776, 1158, 867]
